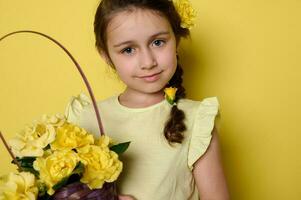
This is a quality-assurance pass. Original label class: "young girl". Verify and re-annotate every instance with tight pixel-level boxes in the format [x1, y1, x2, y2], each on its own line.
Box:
[66, 0, 229, 199]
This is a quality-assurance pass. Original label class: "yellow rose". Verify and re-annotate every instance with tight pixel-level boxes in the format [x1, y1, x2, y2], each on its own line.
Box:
[9, 114, 65, 157]
[51, 123, 94, 150]
[164, 87, 178, 105]
[33, 150, 79, 195]
[95, 135, 114, 149]
[0, 172, 38, 200]
[173, 0, 196, 29]
[77, 145, 122, 189]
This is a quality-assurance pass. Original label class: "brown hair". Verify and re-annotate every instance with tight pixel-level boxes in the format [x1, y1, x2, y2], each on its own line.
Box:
[94, 0, 190, 144]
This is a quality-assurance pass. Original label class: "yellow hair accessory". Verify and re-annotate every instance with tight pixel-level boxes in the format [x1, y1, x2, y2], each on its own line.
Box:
[164, 87, 178, 105]
[172, 0, 196, 29]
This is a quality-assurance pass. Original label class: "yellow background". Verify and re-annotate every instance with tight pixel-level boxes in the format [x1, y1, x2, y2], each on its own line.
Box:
[0, 0, 300, 199]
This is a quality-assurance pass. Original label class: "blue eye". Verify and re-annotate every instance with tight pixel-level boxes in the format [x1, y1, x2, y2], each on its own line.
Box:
[153, 40, 165, 47]
[122, 47, 134, 55]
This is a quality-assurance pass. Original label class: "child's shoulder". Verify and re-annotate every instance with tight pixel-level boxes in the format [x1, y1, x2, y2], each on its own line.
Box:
[65, 94, 117, 122]
[177, 97, 220, 126]
[178, 97, 219, 112]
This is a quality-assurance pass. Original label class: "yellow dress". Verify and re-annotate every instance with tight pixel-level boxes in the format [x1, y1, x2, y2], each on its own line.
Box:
[65, 93, 220, 200]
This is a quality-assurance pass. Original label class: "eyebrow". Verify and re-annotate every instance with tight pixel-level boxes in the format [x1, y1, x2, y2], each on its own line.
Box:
[113, 31, 170, 48]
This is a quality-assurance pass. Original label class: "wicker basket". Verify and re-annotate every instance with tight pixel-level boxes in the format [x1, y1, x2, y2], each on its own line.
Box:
[52, 182, 118, 200]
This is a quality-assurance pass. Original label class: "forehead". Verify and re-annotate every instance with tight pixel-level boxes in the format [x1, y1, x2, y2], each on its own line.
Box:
[106, 8, 172, 44]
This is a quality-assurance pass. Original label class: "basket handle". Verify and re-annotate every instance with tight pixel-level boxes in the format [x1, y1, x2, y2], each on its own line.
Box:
[0, 30, 105, 135]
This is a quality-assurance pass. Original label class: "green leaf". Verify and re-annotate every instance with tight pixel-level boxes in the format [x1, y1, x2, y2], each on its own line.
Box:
[43, 144, 51, 151]
[110, 142, 131, 155]
[12, 157, 36, 166]
[37, 182, 48, 197]
[52, 176, 69, 191]
[19, 167, 39, 177]
[72, 162, 85, 175]
[166, 96, 175, 105]
[12, 157, 39, 177]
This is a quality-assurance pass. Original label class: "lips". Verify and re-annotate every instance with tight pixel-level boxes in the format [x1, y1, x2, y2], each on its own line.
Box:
[139, 71, 162, 78]
[138, 71, 163, 82]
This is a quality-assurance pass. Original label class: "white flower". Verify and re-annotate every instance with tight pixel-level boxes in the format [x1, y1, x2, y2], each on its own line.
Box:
[65, 92, 91, 124]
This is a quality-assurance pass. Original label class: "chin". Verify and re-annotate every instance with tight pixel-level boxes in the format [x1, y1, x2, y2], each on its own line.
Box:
[140, 84, 166, 94]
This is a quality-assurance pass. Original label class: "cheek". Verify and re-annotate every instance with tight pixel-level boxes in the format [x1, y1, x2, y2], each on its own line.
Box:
[115, 64, 130, 79]
[157, 48, 177, 71]
[109, 54, 134, 75]
[113, 59, 136, 82]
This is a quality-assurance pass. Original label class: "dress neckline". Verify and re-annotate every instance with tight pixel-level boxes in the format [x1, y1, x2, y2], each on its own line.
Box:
[113, 95, 167, 112]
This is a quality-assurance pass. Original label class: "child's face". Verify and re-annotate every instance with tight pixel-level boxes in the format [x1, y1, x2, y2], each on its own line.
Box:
[105, 8, 178, 95]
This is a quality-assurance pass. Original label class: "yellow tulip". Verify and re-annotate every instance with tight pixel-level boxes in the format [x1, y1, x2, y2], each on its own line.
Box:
[164, 87, 178, 105]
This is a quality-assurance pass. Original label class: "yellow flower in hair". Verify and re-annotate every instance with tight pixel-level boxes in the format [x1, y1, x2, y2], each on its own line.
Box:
[164, 87, 178, 105]
[172, 0, 196, 29]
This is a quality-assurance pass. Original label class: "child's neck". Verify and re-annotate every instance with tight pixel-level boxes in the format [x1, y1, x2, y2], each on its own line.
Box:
[118, 88, 165, 108]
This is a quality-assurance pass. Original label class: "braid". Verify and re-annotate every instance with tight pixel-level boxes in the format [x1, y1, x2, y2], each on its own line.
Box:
[167, 57, 186, 100]
[164, 58, 187, 144]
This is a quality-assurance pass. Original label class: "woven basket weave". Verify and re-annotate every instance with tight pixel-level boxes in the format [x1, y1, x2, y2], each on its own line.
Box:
[52, 182, 118, 200]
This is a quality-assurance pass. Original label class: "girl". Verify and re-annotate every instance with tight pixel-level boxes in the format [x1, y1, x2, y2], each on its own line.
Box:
[66, 0, 229, 199]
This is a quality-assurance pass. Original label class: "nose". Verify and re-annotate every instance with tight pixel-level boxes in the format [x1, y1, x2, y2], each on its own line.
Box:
[139, 48, 157, 70]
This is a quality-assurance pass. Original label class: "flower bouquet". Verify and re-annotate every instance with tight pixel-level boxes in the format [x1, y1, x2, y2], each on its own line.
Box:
[0, 31, 130, 200]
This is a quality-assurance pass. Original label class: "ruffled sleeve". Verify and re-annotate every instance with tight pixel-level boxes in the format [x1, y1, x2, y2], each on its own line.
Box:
[64, 92, 91, 125]
[187, 97, 220, 170]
